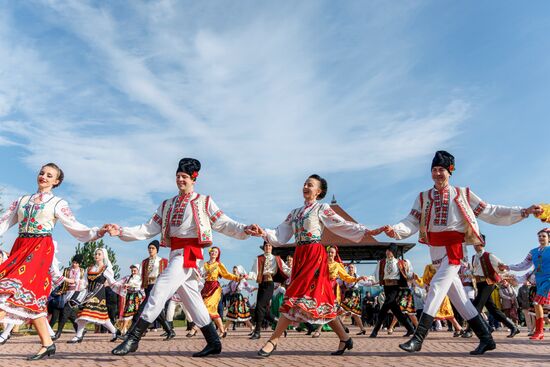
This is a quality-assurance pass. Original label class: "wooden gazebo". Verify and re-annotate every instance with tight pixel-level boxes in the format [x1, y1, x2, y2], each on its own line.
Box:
[272, 196, 415, 264]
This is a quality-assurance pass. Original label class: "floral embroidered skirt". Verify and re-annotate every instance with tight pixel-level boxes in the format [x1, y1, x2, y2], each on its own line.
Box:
[0, 236, 54, 324]
[122, 291, 143, 320]
[77, 287, 110, 324]
[397, 288, 416, 315]
[341, 288, 362, 316]
[227, 292, 252, 321]
[201, 280, 222, 319]
[280, 243, 339, 324]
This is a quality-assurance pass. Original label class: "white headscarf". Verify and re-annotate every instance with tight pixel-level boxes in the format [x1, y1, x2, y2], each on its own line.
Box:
[97, 247, 113, 271]
[235, 265, 246, 276]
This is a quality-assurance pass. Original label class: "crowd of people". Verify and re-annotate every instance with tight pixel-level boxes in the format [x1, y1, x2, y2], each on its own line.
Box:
[0, 153, 548, 361]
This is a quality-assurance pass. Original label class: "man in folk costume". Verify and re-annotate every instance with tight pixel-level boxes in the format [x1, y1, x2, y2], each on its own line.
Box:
[378, 150, 542, 355]
[248, 241, 291, 339]
[51, 254, 86, 340]
[370, 243, 415, 338]
[461, 235, 519, 338]
[128, 240, 174, 340]
[110, 158, 262, 357]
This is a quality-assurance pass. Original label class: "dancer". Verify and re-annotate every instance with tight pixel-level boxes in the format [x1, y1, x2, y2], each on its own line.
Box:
[256, 174, 373, 357]
[190, 246, 241, 338]
[117, 265, 144, 335]
[461, 236, 519, 338]
[502, 228, 550, 340]
[224, 265, 256, 334]
[370, 244, 415, 338]
[110, 158, 262, 357]
[376, 150, 542, 355]
[51, 254, 86, 340]
[339, 262, 371, 336]
[0, 163, 107, 359]
[131, 240, 173, 339]
[249, 242, 291, 339]
[68, 248, 121, 343]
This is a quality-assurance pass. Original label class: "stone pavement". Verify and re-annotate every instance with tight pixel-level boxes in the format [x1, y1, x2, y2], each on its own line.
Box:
[1, 327, 549, 367]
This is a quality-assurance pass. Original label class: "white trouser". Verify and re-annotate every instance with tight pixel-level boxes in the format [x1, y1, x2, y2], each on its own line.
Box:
[423, 251, 478, 320]
[141, 250, 210, 327]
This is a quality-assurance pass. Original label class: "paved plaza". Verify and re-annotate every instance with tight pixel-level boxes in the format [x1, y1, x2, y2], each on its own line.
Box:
[1, 327, 549, 367]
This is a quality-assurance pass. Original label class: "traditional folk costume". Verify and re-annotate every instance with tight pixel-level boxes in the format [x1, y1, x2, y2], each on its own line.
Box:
[117, 266, 144, 321]
[51, 255, 86, 340]
[226, 266, 255, 322]
[370, 246, 415, 337]
[0, 192, 100, 326]
[264, 201, 368, 325]
[393, 151, 531, 355]
[248, 249, 290, 338]
[70, 248, 120, 343]
[466, 247, 519, 337]
[329, 261, 357, 306]
[200, 251, 240, 320]
[507, 229, 550, 340]
[112, 158, 251, 358]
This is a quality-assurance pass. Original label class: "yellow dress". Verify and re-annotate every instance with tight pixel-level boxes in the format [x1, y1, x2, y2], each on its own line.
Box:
[201, 261, 239, 319]
[327, 261, 357, 304]
[421, 264, 454, 320]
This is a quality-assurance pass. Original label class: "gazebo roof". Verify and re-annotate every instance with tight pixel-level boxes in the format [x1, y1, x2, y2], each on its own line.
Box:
[271, 195, 416, 264]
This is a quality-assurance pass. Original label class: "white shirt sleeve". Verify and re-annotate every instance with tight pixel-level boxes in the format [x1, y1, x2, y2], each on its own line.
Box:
[280, 259, 292, 277]
[264, 211, 295, 246]
[391, 195, 421, 240]
[0, 199, 20, 237]
[469, 190, 525, 226]
[508, 252, 533, 272]
[208, 198, 249, 240]
[55, 200, 100, 242]
[318, 203, 368, 242]
[119, 203, 163, 241]
[248, 258, 259, 281]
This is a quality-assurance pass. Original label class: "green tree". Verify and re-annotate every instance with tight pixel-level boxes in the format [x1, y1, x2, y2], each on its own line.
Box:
[73, 239, 120, 279]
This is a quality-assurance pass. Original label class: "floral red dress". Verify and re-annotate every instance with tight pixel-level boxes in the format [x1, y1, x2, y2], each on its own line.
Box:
[264, 202, 368, 324]
[0, 192, 99, 324]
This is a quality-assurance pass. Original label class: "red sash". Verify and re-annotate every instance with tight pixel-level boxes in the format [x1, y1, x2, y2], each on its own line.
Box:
[170, 237, 203, 269]
[428, 231, 465, 265]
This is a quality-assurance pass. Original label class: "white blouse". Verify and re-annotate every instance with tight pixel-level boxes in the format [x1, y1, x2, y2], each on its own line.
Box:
[264, 202, 368, 246]
[0, 192, 99, 242]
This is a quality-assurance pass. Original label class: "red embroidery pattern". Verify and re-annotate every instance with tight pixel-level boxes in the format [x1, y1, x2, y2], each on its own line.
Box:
[209, 210, 224, 223]
[433, 188, 450, 226]
[60, 206, 76, 221]
[170, 193, 193, 227]
[473, 202, 487, 217]
[152, 213, 162, 225]
[410, 209, 421, 221]
[0, 200, 18, 225]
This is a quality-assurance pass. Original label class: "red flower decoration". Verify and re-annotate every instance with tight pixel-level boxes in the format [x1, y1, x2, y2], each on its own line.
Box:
[191, 171, 199, 179]
[37, 225, 43, 230]
[449, 164, 455, 172]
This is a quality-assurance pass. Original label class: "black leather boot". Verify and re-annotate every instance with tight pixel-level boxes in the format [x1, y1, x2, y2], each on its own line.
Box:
[468, 315, 496, 355]
[186, 321, 195, 331]
[111, 318, 150, 356]
[502, 317, 520, 338]
[399, 313, 433, 353]
[192, 323, 222, 357]
[157, 313, 176, 340]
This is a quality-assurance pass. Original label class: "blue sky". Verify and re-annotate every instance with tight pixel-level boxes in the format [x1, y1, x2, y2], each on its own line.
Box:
[0, 1, 548, 279]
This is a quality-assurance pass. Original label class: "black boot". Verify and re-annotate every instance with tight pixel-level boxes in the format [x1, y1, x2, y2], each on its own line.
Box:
[402, 317, 416, 337]
[399, 313, 433, 353]
[468, 315, 496, 355]
[369, 319, 383, 338]
[157, 313, 176, 341]
[192, 323, 222, 358]
[186, 321, 196, 331]
[111, 318, 150, 356]
[502, 318, 520, 338]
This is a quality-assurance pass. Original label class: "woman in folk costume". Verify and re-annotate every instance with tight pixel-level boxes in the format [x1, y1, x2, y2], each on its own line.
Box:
[0, 163, 107, 359]
[338, 262, 371, 336]
[116, 264, 144, 335]
[420, 264, 464, 336]
[190, 246, 241, 338]
[224, 265, 256, 334]
[69, 248, 121, 343]
[110, 158, 262, 358]
[502, 228, 550, 340]
[256, 174, 374, 357]
[375, 151, 542, 355]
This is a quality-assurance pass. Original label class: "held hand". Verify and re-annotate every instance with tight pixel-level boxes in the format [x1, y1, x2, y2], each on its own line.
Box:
[98, 224, 110, 238]
[526, 204, 543, 217]
[107, 224, 122, 236]
[383, 225, 397, 238]
[367, 227, 385, 236]
[244, 224, 265, 237]
[498, 263, 510, 272]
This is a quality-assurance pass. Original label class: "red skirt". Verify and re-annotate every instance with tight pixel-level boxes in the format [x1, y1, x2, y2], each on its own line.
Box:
[280, 243, 339, 324]
[0, 236, 54, 324]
